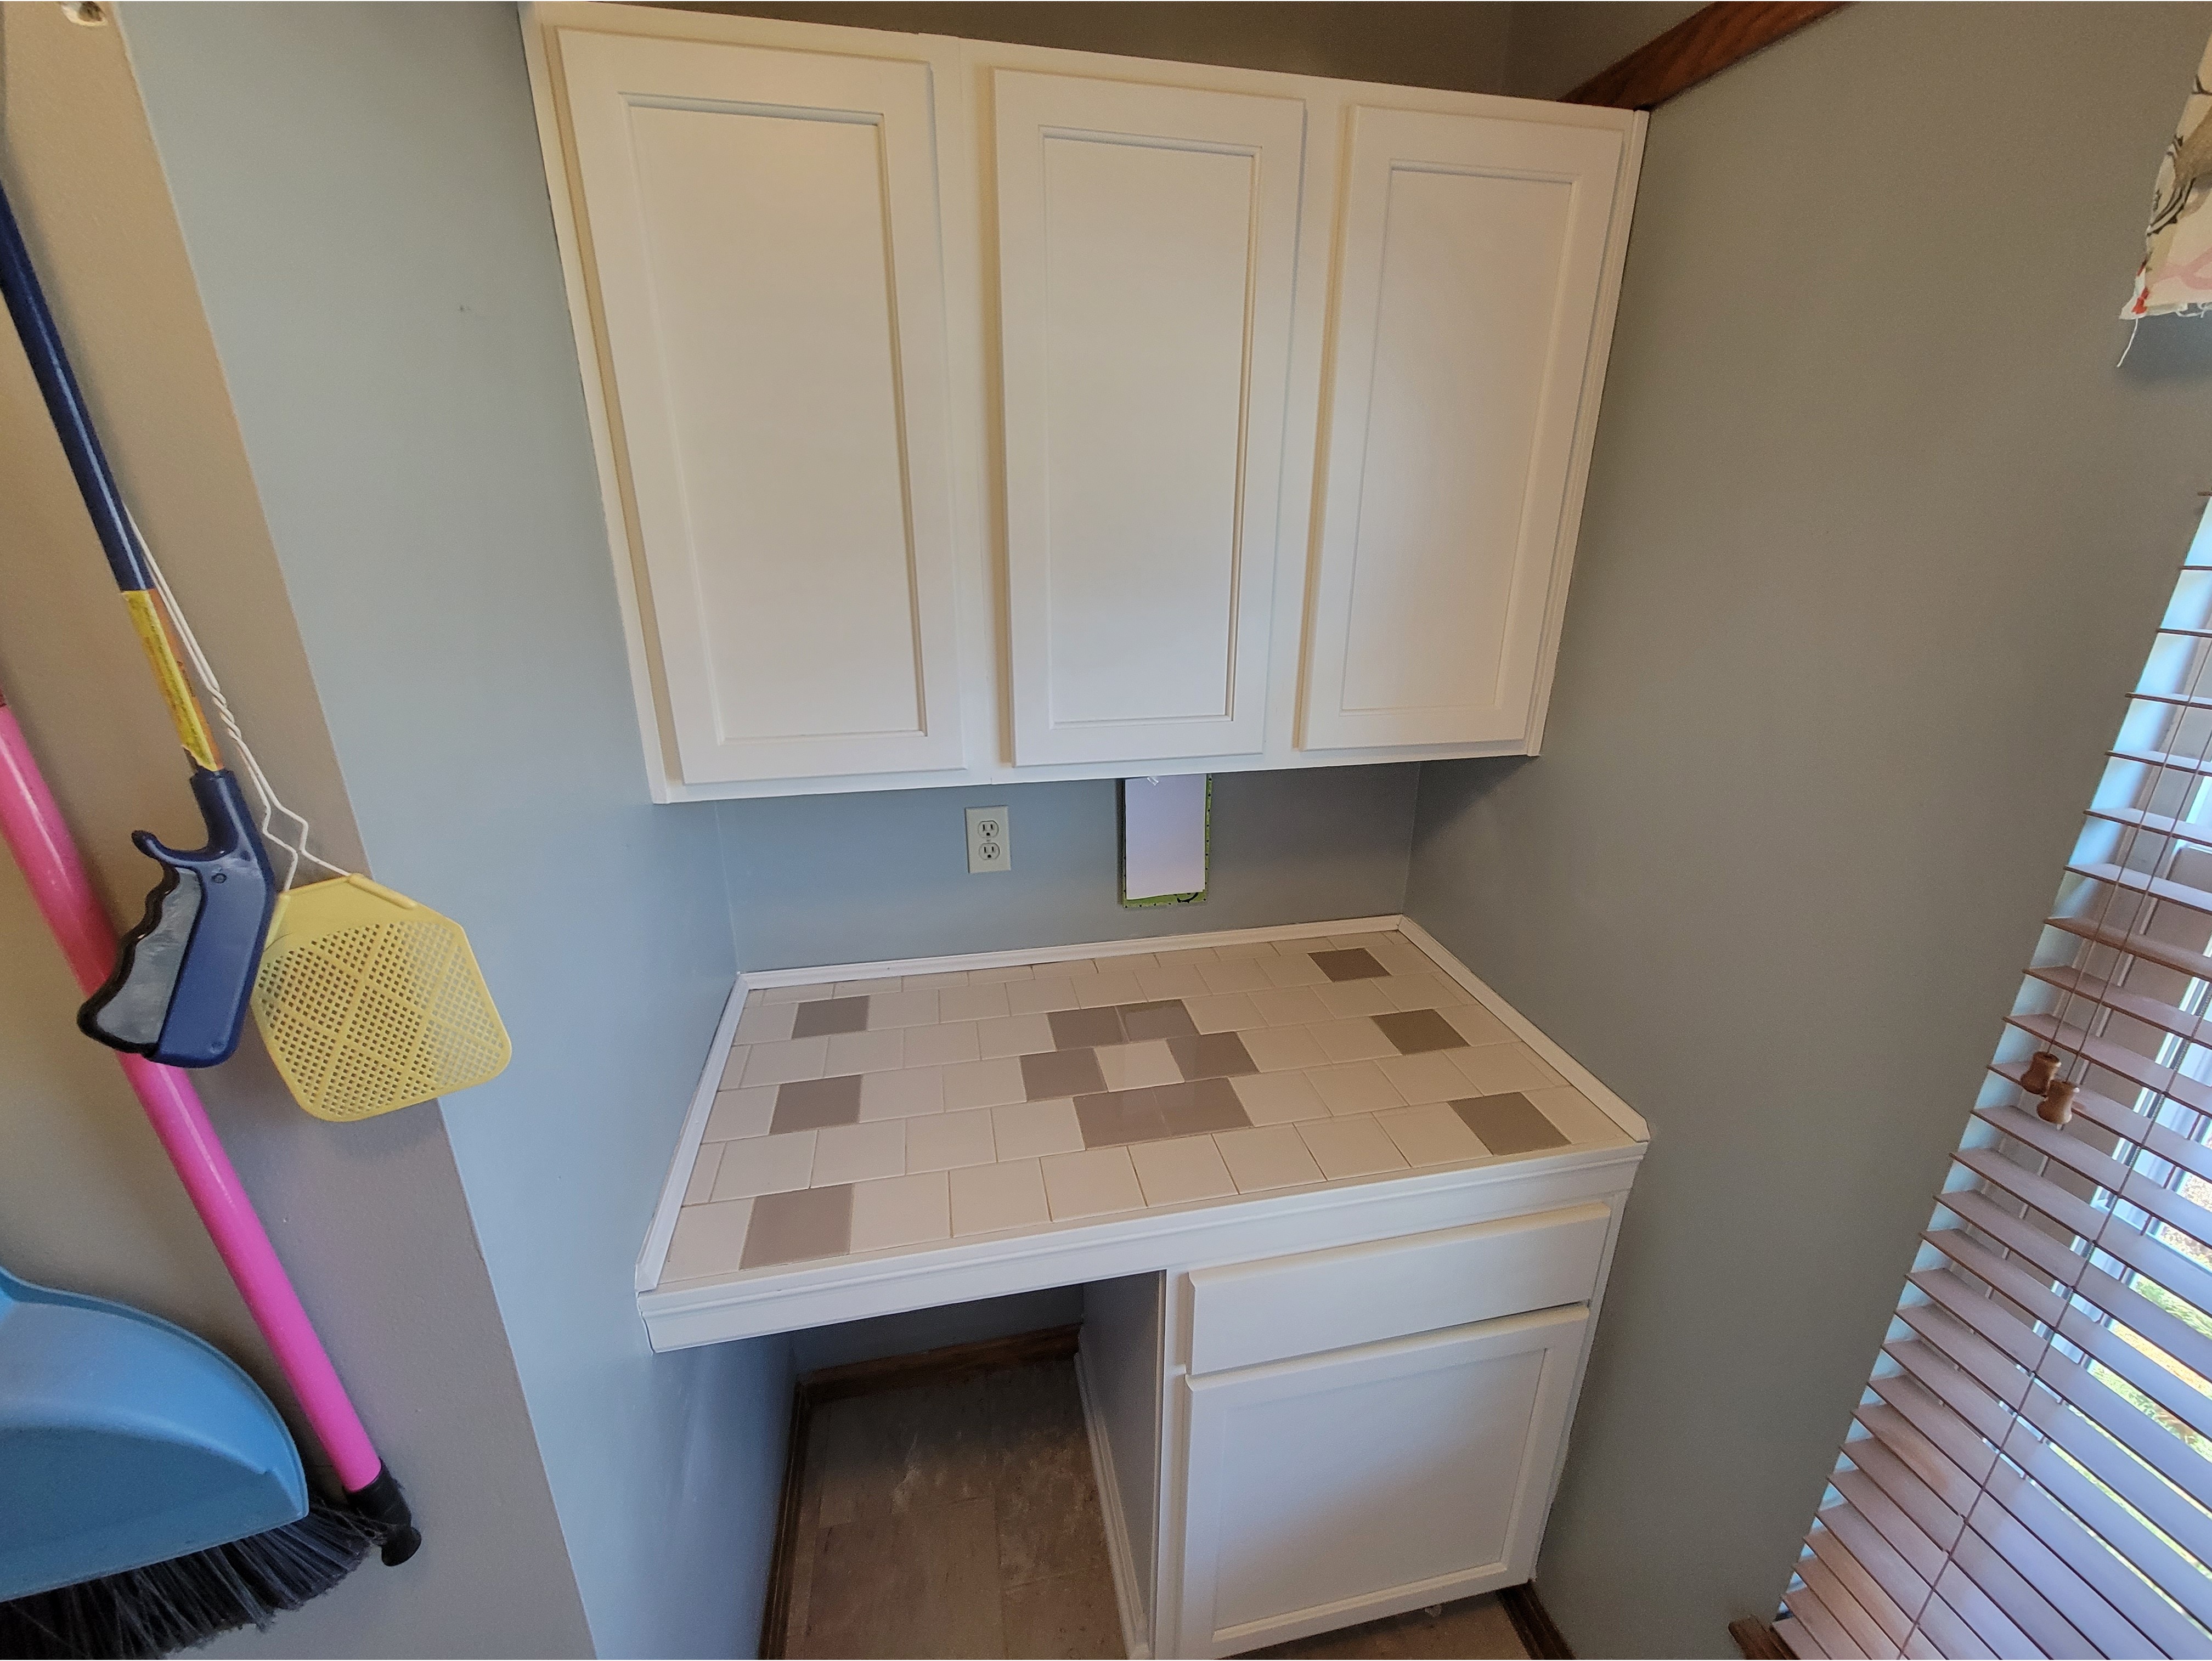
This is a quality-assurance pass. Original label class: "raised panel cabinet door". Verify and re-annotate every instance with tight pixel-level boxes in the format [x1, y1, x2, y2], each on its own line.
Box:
[556, 30, 966, 784]
[992, 71, 1307, 765]
[1301, 108, 1626, 751]
[1175, 1304, 1590, 1658]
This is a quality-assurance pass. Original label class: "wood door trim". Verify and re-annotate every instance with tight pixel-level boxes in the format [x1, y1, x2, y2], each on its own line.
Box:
[1730, 1616, 1798, 1658]
[1500, 1581, 1576, 1658]
[1561, 3, 1846, 109]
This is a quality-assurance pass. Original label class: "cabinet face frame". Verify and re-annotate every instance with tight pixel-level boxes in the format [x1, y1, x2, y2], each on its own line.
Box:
[524, 4, 1645, 800]
[1176, 1304, 1592, 1657]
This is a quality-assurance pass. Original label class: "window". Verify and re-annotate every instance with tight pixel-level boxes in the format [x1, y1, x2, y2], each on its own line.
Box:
[1778, 513, 2212, 1659]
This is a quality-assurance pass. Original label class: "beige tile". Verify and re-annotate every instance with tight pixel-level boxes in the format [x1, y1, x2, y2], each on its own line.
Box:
[1260, 952, 1328, 987]
[1229, 1070, 1331, 1125]
[813, 1120, 907, 1187]
[834, 976, 902, 996]
[1309, 1061, 1406, 1116]
[938, 981, 1011, 1023]
[705, 1085, 777, 1142]
[943, 1055, 1029, 1111]
[858, 1066, 945, 1121]
[1210, 939, 1281, 961]
[966, 962, 1034, 984]
[1216, 1125, 1324, 1193]
[1130, 1135, 1237, 1206]
[1041, 1146, 1146, 1219]
[1195, 957, 1272, 995]
[1379, 1050, 1472, 1106]
[740, 1035, 829, 1087]
[901, 1020, 980, 1069]
[1069, 970, 1146, 1007]
[1152, 945, 1218, 967]
[950, 1159, 1049, 1235]
[1451, 1041, 1564, 1095]
[712, 1130, 816, 1199]
[1249, 985, 1331, 1026]
[760, 981, 834, 1004]
[1136, 964, 1211, 1001]
[975, 1012, 1054, 1059]
[735, 1000, 798, 1044]
[1095, 950, 1158, 971]
[899, 969, 970, 990]
[865, 988, 940, 1029]
[992, 1099, 1086, 1161]
[1379, 973, 1455, 1012]
[684, 1142, 724, 1204]
[1097, 1040, 1180, 1091]
[1314, 978, 1396, 1019]
[1299, 1114, 1409, 1180]
[1185, 992, 1264, 1033]
[1005, 975, 1079, 1015]
[1443, 1002, 1514, 1046]
[717, 1044, 751, 1090]
[1527, 1084, 1630, 1146]
[1310, 1016, 1397, 1063]
[825, 1027, 905, 1076]
[848, 1171, 950, 1252]
[1241, 1024, 1328, 1072]
[1378, 1103, 1489, 1167]
[1369, 937, 1441, 977]
[660, 1197, 753, 1282]
[905, 1108, 998, 1173]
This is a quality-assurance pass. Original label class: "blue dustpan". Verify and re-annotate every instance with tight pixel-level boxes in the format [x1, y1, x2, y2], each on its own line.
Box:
[0, 1264, 307, 1601]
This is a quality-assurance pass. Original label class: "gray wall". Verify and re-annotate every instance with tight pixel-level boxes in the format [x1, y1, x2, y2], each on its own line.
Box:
[1403, 5, 2212, 1654]
[120, 5, 789, 1655]
[0, 9, 591, 1657]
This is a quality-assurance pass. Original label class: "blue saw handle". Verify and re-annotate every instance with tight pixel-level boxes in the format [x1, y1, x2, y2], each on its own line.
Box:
[78, 767, 275, 1068]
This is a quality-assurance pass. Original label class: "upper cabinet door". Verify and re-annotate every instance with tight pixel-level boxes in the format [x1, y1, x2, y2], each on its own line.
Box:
[992, 71, 1307, 766]
[1299, 109, 1626, 752]
[556, 31, 967, 784]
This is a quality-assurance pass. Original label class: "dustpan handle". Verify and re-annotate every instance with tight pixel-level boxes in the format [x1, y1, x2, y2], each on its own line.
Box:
[0, 697, 415, 1559]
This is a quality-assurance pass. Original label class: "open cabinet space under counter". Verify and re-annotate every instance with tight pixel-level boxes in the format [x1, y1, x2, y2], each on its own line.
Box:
[637, 919, 1647, 1658]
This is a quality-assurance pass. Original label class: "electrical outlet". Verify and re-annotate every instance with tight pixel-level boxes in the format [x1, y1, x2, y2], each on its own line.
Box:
[966, 806, 1011, 874]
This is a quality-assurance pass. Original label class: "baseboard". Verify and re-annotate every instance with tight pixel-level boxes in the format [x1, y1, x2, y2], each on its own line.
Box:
[1499, 1582, 1574, 1659]
[1075, 1347, 1153, 1660]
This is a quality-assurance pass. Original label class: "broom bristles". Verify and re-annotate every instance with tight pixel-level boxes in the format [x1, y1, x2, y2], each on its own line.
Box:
[0, 1497, 383, 1660]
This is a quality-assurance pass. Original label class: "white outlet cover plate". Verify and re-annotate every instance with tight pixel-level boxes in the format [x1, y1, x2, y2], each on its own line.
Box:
[966, 805, 1011, 874]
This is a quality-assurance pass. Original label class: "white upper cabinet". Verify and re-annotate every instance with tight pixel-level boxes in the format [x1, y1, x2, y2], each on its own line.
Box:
[549, 27, 968, 787]
[992, 72, 1305, 766]
[525, 6, 1641, 799]
[1300, 109, 1628, 752]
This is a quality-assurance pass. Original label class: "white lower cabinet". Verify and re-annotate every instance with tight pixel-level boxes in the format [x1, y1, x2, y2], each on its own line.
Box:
[1171, 1304, 1589, 1657]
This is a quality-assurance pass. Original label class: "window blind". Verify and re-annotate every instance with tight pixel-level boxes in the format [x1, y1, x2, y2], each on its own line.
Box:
[1777, 522, 2212, 1661]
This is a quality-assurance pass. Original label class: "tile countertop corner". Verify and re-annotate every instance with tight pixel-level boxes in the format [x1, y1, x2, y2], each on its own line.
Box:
[634, 918, 1648, 1348]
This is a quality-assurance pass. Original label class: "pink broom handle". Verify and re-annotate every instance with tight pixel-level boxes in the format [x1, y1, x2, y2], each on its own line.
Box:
[0, 698, 389, 1499]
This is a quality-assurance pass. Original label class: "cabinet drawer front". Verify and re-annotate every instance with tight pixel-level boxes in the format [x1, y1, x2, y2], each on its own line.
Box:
[1186, 1201, 1608, 1375]
[556, 30, 967, 784]
[1301, 107, 1626, 752]
[993, 70, 1306, 765]
[1178, 1304, 1589, 1656]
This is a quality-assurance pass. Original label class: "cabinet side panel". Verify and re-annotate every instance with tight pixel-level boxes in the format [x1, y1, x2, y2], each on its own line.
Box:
[1082, 1273, 1167, 1637]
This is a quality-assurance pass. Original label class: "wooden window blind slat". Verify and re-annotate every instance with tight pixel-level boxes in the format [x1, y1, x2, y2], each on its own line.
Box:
[2007, 1009, 2212, 1123]
[1847, 1426, 1970, 1552]
[2027, 962, 2212, 1051]
[1867, 1368, 2002, 1487]
[2108, 747, 2212, 781]
[1965, 1484, 2159, 1659]
[1944, 1523, 2095, 1660]
[1950, 1146, 2104, 1252]
[2042, 912, 2212, 986]
[1908, 1587, 2000, 1659]
[1894, 1297, 2033, 1409]
[1933, 1562, 2045, 1659]
[2085, 803, 2212, 854]
[1822, 1498, 1934, 1617]
[2033, 1348, 2212, 1516]
[2053, 1306, 2212, 1444]
[1936, 1188, 2081, 1291]
[2070, 861, 2212, 927]
[2016, 1383, 2212, 1567]
[2010, 1429, 2212, 1637]
[1885, 1338, 2017, 1444]
[1801, 1539, 1906, 1657]
[1859, 1400, 1983, 1514]
[1810, 1517, 1918, 1646]
[1968, 1095, 2135, 1194]
[1790, 1573, 1876, 1660]
[1910, 1267, 2049, 1370]
[1923, 1227, 2069, 1329]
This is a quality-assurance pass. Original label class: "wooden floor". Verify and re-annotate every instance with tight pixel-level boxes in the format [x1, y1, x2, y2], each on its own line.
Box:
[774, 1353, 1529, 1660]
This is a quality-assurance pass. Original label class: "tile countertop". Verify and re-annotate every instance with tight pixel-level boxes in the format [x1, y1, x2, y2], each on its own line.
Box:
[639, 922, 1648, 1346]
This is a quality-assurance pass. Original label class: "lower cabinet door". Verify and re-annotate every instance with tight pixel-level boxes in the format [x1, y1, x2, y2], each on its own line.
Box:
[1174, 1302, 1589, 1657]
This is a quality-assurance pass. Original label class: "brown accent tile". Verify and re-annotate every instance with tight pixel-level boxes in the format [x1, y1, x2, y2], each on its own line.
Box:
[1022, 1047, 1107, 1101]
[1373, 1007, 1471, 1055]
[741, 1183, 853, 1268]
[1451, 1093, 1570, 1156]
[771, 1074, 864, 1133]
[1047, 1005, 1125, 1050]
[1117, 998, 1199, 1042]
[791, 995, 871, 1038]
[1073, 1089, 1169, 1149]
[1166, 1030, 1258, 1081]
[1157, 1076, 1250, 1137]
[1310, 946, 1389, 982]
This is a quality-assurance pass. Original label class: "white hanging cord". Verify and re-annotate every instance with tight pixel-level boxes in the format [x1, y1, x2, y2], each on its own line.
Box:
[126, 508, 349, 891]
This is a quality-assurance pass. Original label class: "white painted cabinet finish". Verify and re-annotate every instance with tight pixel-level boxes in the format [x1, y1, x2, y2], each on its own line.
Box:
[1301, 109, 1629, 751]
[548, 29, 968, 786]
[994, 72, 1306, 765]
[1177, 1307, 1589, 1657]
[526, 7, 1643, 799]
